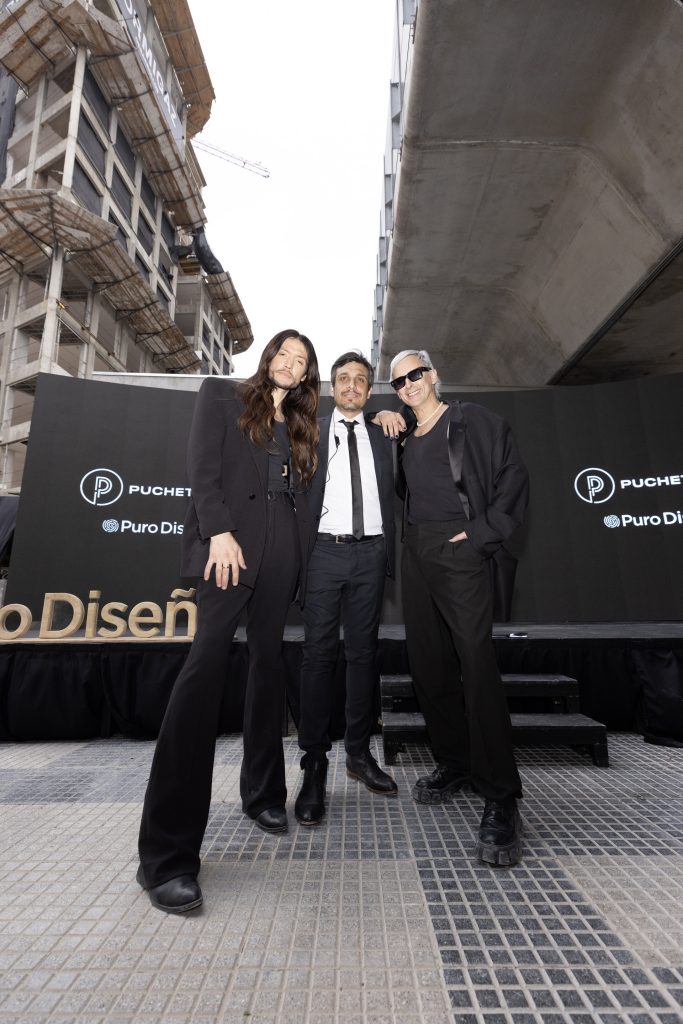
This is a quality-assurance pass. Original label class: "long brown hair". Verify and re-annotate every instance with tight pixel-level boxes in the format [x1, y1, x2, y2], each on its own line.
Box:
[238, 329, 320, 483]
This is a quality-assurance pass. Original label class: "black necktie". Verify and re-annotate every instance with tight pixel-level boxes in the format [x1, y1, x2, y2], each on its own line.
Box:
[342, 420, 364, 539]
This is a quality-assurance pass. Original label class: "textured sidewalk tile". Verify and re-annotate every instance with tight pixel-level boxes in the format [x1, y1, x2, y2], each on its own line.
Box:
[0, 734, 682, 1023]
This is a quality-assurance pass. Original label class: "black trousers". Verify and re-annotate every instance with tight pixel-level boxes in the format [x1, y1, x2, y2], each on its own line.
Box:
[138, 494, 300, 887]
[402, 520, 522, 802]
[298, 534, 386, 762]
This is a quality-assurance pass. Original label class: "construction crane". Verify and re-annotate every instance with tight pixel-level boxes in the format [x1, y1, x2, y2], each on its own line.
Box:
[193, 138, 270, 178]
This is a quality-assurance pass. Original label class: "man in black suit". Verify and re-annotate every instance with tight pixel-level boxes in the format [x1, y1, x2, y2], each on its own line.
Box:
[294, 352, 397, 825]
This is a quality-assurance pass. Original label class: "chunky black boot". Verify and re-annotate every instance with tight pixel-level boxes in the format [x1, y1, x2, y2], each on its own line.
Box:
[477, 797, 522, 866]
[412, 763, 470, 804]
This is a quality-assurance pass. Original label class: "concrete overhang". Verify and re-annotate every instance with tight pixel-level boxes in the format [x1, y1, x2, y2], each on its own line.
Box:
[379, 0, 683, 386]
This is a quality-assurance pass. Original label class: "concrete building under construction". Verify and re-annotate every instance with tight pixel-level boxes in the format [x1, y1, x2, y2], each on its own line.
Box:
[0, 0, 253, 493]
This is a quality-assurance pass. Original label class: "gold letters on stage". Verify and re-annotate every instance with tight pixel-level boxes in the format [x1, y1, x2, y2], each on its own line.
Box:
[0, 589, 197, 642]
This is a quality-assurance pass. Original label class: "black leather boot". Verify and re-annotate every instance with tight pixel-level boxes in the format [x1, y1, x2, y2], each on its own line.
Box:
[294, 759, 328, 825]
[477, 797, 522, 866]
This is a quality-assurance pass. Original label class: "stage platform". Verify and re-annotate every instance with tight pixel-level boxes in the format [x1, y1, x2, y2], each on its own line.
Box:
[1, 623, 682, 747]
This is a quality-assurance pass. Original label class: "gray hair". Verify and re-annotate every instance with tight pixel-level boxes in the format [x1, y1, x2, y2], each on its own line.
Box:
[389, 349, 441, 398]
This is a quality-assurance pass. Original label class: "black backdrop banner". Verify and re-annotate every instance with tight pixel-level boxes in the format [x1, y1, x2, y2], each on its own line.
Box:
[6, 375, 196, 629]
[4, 371, 683, 628]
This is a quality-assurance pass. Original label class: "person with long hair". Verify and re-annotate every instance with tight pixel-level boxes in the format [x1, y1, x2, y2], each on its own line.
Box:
[137, 329, 320, 914]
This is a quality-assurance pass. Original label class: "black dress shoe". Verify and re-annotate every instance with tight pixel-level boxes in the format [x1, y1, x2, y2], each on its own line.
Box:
[253, 807, 288, 834]
[477, 797, 522, 866]
[136, 865, 203, 914]
[295, 759, 328, 825]
[412, 763, 470, 804]
[346, 752, 397, 795]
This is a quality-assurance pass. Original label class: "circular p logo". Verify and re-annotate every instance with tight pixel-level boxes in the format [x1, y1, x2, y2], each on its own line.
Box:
[80, 468, 124, 507]
[574, 467, 615, 504]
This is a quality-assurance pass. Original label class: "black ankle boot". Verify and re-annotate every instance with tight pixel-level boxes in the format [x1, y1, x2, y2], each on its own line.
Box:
[294, 759, 328, 825]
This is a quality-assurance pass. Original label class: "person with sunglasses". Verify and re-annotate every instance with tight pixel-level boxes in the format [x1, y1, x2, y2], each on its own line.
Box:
[377, 349, 529, 866]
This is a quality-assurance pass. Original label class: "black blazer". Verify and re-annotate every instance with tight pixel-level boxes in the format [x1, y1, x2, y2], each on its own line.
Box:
[397, 400, 529, 620]
[397, 400, 529, 556]
[180, 378, 314, 604]
[307, 413, 396, 578]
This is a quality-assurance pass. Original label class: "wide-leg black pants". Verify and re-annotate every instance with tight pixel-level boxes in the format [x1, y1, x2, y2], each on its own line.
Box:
[138, 494, 300, 887]
[402, 520, 522, 802]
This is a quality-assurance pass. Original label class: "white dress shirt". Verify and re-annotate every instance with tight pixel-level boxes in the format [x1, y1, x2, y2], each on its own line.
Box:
[320, 410, 383, 536]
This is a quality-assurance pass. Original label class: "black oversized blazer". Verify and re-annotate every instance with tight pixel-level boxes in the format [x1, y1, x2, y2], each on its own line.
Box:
[180, 378, 314, 605]
[307, 413, 397, 579]
[396, 400, 529, 618]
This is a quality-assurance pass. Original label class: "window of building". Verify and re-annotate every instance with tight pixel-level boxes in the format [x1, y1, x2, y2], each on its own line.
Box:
[9, 321, 41, 374]
[97, 298, 118, 354]
[140, 171, 156, 217]
[161, 212, 175, 251]
[114, 125, 135, 180]
[156, 285, 170, 312]
[17, 274, 47, 314]
[6, 441, 27, 492]
[77, 112, 106, 178]
[108, 213, 128, 252]
[7, 132, 31, 176]
[35, 108, 70, 161]
[158, 251, 174, 289]
[13, 89, 39, 136]
[55, 324, 84, 376]
[0, 281, 11, 321]
[135, 252, 150, 282]
[44, 65, 75, 111]
[9, 384, 34, 428]
[83, 66, 111, 132]
[72, 161, 101, 216]
[34, 155, 65, 191]
[111, 165, 132, 221]
[125, 334, 141, 372]
[136, 213, 154, 256]
[93, 351, 114, 372]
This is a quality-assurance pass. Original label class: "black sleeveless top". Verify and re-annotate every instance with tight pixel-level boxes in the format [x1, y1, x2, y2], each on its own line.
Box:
[402, 412, 465, 523]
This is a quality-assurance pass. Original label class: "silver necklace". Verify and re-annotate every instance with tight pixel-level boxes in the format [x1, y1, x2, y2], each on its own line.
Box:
[416, 402, 444, 428]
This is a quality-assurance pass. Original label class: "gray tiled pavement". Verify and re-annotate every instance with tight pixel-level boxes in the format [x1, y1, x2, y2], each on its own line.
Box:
[0, 733, 682, 1024]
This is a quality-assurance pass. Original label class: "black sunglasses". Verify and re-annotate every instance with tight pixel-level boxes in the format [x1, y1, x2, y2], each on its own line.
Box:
[390, 366, 431, 391]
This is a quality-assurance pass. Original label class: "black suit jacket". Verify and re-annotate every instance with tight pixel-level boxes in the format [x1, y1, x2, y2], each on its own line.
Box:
[397, 400, 529, 618]
[307, 413, 396, 578]
[180, 378, 314, 604]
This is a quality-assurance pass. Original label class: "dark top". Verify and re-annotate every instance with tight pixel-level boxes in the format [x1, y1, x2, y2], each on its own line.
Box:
[396, 399, 529, 557]
[267, 419, 291, 492]
[402, 411, 465, 523]
[180, 378, 314, 603]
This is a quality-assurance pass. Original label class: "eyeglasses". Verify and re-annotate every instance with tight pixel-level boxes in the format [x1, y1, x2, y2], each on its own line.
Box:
[389, 366, 431, 391]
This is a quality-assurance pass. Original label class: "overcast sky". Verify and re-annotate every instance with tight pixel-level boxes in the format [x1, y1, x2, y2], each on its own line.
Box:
[186, 1, 396, 381]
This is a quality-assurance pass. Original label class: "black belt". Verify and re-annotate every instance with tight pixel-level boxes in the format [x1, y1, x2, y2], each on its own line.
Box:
[317, 532, 382, 544]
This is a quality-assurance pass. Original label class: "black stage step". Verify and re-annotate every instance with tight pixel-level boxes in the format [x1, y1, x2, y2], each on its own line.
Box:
[381, 672, 581, 714]
[380, 674, 609, 768]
